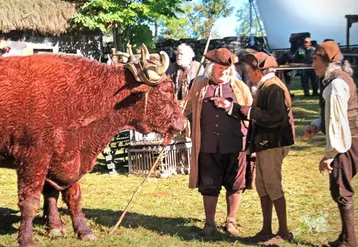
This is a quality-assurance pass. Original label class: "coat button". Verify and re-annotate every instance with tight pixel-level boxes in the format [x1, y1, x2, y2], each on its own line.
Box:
[217, 133, 220, 135]
[215, 124, 218, 127]
[216, 115, 219, 118]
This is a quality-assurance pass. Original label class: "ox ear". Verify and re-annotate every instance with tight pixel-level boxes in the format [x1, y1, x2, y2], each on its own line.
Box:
[131, 84, 152, 94]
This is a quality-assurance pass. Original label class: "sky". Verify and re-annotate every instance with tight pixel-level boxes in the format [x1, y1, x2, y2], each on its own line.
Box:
[207, 0, 246, 38]
[194, 0, 358, 48]
[256, 0, 358, 48]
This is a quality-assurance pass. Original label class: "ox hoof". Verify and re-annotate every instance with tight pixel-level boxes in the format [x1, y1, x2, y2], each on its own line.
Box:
[49, 228, 66, 238]
[80, 233, 97, 241]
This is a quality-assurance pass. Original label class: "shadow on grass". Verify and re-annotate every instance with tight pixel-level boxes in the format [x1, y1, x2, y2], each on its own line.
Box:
[290, 142, 325, 152]
[291, 237, 323, 247]
[0, 206, 319, 246]
[90, 163, 113, 174]
[82, 208, 262, 245]
[0, 208, 19, 235]
[0, 206, 256, 245]
[287, 136, 325, 153]
[90, 162, 130, 175]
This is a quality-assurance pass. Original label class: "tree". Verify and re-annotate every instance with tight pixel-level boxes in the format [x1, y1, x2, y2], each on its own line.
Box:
[73, 0, 188, 50]
[194, 0, 234, 39]
[144, 0, 189, 40]
[159, 0, 233, 40]
[159, 3, 193, 40]
[235, 0, 266, 37]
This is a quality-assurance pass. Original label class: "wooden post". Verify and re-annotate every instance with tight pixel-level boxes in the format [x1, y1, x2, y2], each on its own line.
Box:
[345, 15, 358, 52]
[346, 16, 350, 51]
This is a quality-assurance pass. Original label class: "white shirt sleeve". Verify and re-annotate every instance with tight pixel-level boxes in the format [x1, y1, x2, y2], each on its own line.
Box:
[227, 103, 234, 115]
[324, 78, 352, 158]
[247, 107, 252, 120]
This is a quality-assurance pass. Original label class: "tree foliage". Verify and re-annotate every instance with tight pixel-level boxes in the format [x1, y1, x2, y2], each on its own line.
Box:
[73, 0, 188, 50]
[194, 0, 234, 38]
[159, 4, 193, 40]
[73, 0, 145, 32]
[160, 0, 233, 40]
[235, 1, 266, 37]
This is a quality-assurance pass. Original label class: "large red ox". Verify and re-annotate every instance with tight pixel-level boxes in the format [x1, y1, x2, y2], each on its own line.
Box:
[0, 47, 185, 247]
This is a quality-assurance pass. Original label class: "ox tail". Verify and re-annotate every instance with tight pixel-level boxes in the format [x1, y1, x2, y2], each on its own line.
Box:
[45, 178, 71, 191]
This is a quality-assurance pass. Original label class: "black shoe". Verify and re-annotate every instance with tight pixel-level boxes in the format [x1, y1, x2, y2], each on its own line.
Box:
[202, 221, 217, 236]
[328, 234, 343, 246]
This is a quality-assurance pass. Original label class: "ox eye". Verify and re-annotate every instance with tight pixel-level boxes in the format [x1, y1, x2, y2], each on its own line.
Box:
[136, 93, 145, 99]
[161, 88, 172, 94]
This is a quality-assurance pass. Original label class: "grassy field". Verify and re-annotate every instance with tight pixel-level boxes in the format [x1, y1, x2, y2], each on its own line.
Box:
[1, 78, 357, 247]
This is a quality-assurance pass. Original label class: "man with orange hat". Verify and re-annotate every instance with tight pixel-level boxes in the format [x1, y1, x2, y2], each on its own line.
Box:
[183, 48, 252, 237]
[214, 52, 295, 244]
[305, 41, 357, 247]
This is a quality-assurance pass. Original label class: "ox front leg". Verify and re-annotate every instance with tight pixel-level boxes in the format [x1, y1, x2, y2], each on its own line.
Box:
[62, 182, 96, 241]
[42, 183, 66, 237]
[17, 160, 49, 247]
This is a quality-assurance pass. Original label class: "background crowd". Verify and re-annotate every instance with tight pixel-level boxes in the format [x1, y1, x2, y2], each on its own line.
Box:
[167, 40, 357, 246]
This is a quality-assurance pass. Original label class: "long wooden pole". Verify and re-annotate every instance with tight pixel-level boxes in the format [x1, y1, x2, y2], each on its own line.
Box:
[181, 24, 214, 111]
[109, 24, 215, 234]
[109, 147, 166, 234]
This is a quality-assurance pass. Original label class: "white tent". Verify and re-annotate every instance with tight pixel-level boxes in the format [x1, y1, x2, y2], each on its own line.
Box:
[256, 0, 358, 49]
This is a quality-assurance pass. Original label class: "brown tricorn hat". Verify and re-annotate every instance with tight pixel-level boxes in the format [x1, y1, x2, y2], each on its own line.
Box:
[243, 52, 277, 70]
[204, 48, 237, 66]
[316, 41, 342, 62]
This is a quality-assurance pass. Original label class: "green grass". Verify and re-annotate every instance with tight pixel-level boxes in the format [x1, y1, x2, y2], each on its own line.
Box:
[1, 78, 357, 247]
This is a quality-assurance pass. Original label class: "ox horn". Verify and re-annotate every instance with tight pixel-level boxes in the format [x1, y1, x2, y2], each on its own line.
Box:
[125, 44, 169, 86]
[145, 70, 162, 81]
[127, 43, 137, 63]
[127, 43, 133, 57]
[125, 61, 167, 86]
[140, 44, 149, 61]
[154, 51, 169, 75]
[142, 51, 169, 85]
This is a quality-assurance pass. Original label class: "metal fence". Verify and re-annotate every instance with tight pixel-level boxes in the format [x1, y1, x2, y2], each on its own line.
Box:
[128, 142, 192, 178]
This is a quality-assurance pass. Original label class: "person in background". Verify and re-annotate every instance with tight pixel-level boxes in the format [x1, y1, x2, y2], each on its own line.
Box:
[214, 52, 295, 244]
[184, 48, 252, 237]
[294, 37, 318, 96]
[304, 41, 357, 247]
[235, 48, 258, 190]
[275, 51, 295, 98]
[166, 43, 204, 100]
[235, 48, 254, 88]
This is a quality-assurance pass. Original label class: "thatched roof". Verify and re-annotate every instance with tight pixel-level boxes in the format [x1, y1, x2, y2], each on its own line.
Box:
[0, 0, 80, 35]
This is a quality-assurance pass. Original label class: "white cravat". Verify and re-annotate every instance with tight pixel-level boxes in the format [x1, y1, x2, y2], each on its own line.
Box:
[256, 72, 276, 89]
[247, 72, 276, 119]
[213, 80, 230, 97]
